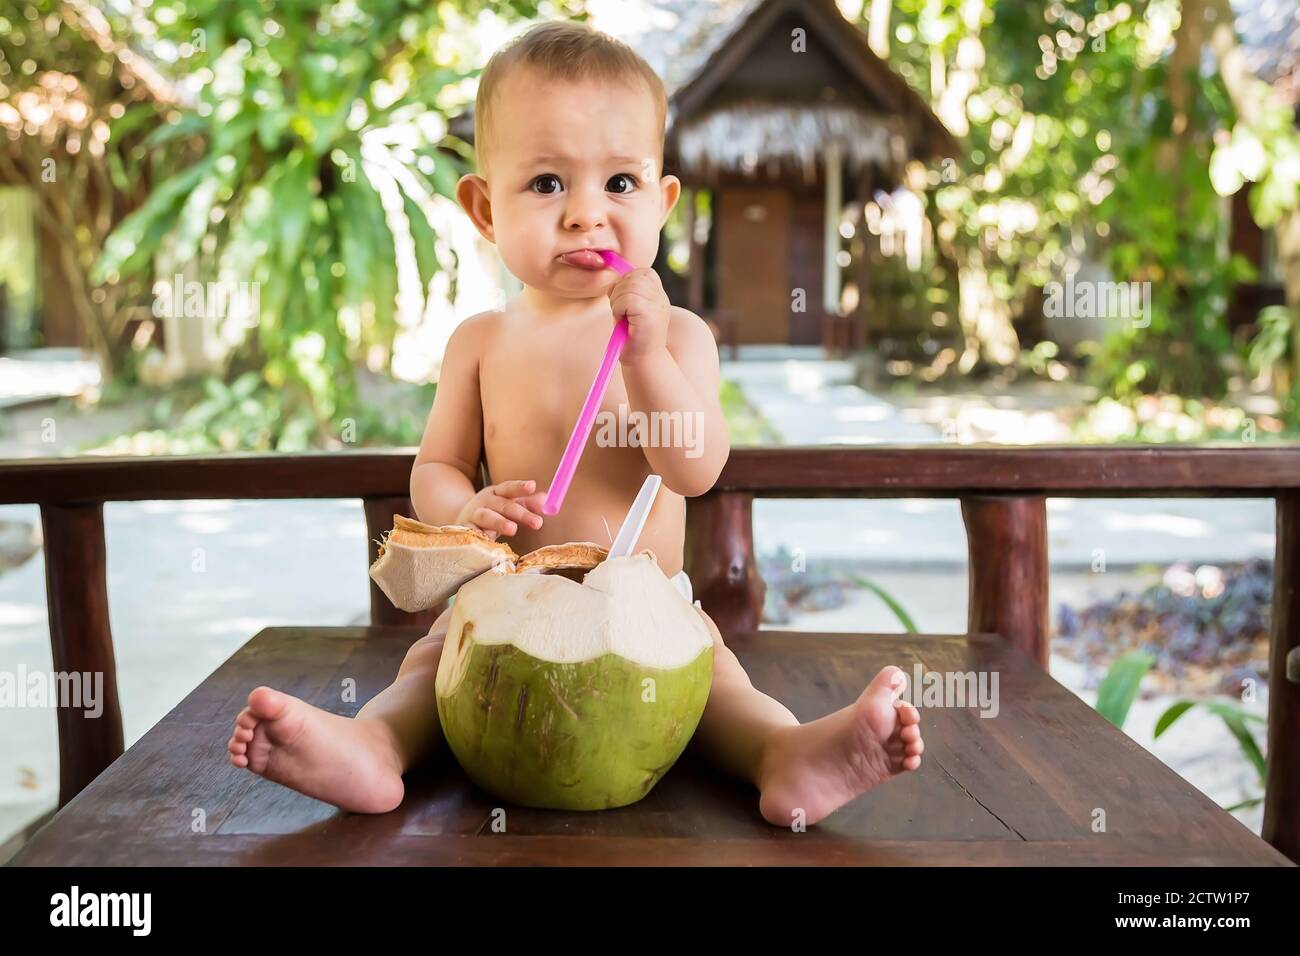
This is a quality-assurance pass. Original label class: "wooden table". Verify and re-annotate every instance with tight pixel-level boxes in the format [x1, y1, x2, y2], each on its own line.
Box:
[11, 626, 1292, 866]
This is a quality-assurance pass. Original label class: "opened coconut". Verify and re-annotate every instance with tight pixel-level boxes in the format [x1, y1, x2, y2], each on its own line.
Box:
[369, 515, 713, 810]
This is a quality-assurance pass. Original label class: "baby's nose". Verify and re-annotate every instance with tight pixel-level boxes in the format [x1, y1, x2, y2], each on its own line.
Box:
[562, 190, 607, 232]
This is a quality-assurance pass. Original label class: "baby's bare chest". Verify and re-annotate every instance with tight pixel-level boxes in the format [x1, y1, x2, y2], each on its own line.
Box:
[479, 333, 637, 465]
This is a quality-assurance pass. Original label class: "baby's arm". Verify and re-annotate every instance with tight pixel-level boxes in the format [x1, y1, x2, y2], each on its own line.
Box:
[621, 307, 730, 496]
[410, 316, 486, 524]
[410, 315, 545, 538]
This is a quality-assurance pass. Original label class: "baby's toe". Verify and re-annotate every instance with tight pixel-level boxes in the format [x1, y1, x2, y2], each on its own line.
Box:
[900, 723, 921, 743]
[896, 701, 920, 726]
[866, 666, 907, 702]
[247, 686, 290, 721]
[902, 754, 921, 771]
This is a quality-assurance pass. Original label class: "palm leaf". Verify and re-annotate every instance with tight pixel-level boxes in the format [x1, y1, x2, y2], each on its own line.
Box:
[272, 151, 314, 271]
[401, 190, 441, 298]
[342, 160, 398, 332]
[1095, 651, 1155, 729]
[852, 576, 919, 633]
[95, 157, 215, 280]
[1153, 700, 1195, 738]
[143, 113, 206, 148]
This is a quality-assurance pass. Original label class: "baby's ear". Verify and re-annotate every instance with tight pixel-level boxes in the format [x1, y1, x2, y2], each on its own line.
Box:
[457, 174, 496, 242]
[658, 174, 681, 228]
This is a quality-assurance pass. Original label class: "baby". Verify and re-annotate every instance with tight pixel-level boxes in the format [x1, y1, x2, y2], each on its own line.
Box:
[228, 21, 923, 826]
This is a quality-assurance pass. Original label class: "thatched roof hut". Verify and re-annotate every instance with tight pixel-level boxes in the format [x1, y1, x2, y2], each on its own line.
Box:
[660, 0, 956, 346]
[448, 0, 957, 347]
[662, 0, 954, 187]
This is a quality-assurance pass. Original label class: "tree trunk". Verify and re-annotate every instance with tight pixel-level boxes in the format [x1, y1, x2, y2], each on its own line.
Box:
[1166, 0, 1205, 224]
[929, 1, 1020, 369]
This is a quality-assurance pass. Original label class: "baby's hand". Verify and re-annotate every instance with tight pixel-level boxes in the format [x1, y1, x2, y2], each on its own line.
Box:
[455, 479, 545, 541]
[609, 267, 670, 364]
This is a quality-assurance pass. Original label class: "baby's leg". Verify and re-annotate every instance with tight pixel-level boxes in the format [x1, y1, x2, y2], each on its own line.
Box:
[227, 607, 454, 814]
[691, 609, 924, 827]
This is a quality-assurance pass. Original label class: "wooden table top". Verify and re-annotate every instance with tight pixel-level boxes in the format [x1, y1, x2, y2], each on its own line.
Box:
[11, 626, 1292, 866]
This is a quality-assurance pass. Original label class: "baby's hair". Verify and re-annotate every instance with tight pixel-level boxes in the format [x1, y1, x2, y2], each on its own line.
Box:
[473, 20, 668, 176]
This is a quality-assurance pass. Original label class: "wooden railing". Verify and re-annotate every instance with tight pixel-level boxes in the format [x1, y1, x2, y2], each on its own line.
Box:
[2, 446, 1297, 861]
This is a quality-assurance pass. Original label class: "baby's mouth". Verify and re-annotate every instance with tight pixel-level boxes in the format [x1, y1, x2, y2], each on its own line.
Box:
[557, 249, 610, 271]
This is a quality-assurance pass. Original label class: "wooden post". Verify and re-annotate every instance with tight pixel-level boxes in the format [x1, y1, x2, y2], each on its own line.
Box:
[961, 496, 1050, 668]
[685, 491, 765, 635]
[363, 496, 441, 631]
[823, 139, 843, 316]
[40, 502, 124, 806]
[1264, 490, 1300, 863]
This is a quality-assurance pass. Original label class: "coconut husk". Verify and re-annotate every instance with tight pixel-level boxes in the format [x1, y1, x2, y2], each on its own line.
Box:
[516, 542, 608, 572]
[369, 517, 517, 612]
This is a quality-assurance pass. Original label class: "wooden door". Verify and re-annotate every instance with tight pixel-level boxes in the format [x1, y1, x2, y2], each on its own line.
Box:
[717, 187, 790, 344]
[788, 196, 827, 345]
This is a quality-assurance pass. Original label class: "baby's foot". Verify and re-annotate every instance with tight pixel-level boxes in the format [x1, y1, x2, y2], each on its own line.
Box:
[227, 686, 405, 814]
[757, 665, 923, 827]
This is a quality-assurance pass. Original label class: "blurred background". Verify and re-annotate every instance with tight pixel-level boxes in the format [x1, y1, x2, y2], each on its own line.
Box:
[2, 0, 1297, 854]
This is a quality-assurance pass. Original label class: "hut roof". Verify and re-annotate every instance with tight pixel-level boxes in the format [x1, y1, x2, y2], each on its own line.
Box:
[673, 98, 909, 184]
[665, 0, 956, 181]
[447, 0, 957, 179]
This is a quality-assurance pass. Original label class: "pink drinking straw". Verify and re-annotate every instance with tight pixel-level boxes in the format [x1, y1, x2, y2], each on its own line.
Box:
[542, 249, 635, 515]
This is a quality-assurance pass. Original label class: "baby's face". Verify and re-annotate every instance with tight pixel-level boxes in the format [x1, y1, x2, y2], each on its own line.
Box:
[461, 66, 679, 300]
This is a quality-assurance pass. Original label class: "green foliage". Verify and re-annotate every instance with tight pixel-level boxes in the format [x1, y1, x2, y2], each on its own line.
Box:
[720, 379, 781, 444]
[1248, 305, 1294, 379]
[1095, 650, 1155, 728]
[1068, 393, 1297, 443]
[1018, 339, 1062, 377]
[1094, 650, 1267, 813]
[1155, 698, 1267, 811]
[1208, 67, 1300, 228]
[1247, 305, 1300, 425]
[90, 372, 437, 454]
[1088, 119, 1255, 399]
[870, 1, 1291, 398]
[93, 0, 553, 448]
[852, 576, 919, 633]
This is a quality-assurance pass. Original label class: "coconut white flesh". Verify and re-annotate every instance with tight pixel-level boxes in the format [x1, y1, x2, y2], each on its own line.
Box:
[369, 536, 514, 612]
[439, 552, 712, 686]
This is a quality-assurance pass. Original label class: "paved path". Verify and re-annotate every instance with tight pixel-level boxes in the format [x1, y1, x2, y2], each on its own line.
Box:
[723, 353, 1275, 567]
[721, 356, 943, 445]
[0, 349, 101, 410]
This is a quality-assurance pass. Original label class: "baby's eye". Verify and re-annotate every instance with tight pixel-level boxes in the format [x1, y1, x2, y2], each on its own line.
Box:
[531, 174, 562, 195]
[606, 173, 637, 194]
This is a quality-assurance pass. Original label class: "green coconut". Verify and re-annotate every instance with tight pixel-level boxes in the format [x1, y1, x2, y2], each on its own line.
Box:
[369, 518, 714, 810]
